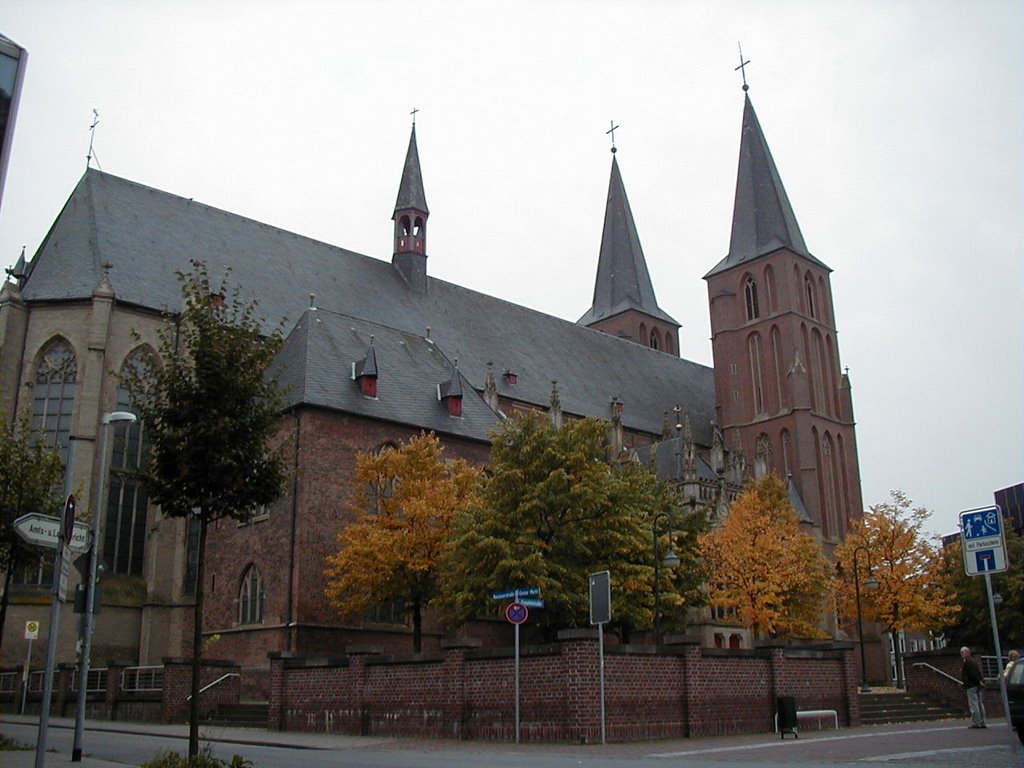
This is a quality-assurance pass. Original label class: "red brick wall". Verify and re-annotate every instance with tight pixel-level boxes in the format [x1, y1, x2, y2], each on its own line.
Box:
[269, 632, 855, 742]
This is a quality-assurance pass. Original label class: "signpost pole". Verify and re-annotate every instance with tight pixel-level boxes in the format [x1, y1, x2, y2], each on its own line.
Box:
[34, 542, 64, 768]
[983, 574, 1013, 740]
[20, 633, 33, 715]
[514, 619, 520, 744]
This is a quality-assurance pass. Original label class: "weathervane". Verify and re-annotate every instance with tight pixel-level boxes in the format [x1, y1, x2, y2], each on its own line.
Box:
[86, 109, 101, 170]
[735, 43, 751, 92]
[606, 120, 620, 154]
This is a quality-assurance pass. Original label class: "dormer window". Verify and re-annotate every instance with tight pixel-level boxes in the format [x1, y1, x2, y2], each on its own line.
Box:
[503, 369, 518, 385]
[352, 341, 379, 398]
[438, 368, 464, 417]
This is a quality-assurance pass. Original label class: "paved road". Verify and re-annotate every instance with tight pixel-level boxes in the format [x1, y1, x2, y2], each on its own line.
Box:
[2, 714, 1022, 768]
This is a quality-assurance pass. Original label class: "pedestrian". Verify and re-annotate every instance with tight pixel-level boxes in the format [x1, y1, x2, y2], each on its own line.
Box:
[960, 646, 986, 728]
[1004, 649, 1020, 678]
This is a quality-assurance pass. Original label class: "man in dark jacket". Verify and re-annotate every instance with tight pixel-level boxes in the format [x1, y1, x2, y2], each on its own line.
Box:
[960, 646, 987, 728]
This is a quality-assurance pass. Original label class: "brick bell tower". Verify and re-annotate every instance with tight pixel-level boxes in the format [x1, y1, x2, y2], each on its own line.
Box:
[704, 90, 863, 548]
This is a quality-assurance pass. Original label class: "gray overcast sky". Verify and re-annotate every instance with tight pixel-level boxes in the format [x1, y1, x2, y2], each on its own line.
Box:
[1, 1, 1021, 539]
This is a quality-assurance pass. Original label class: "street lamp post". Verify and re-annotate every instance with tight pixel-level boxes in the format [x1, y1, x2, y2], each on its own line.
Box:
[852, 545, 878, 693]
[653, 511, 680, 646]
[72, 411, 137, 762]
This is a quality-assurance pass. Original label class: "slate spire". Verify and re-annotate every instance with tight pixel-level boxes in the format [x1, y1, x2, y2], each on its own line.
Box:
[578, 154, 677, 327]
[705, 95, 828, 278]
[392, 125, 429, 291]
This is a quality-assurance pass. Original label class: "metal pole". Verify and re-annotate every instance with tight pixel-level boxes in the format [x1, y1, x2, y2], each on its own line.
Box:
[34, 542, 64, 768]
[33, 435, 78, 768]
[653, 524, 661, 645]
[20, 636, 32, 714]
[853, 546, 871, 692]
[514, 620, 520, 744]
[983, 573, 1013, 740]
[598, 622, 606, 745]
[73, 411, 135, 762]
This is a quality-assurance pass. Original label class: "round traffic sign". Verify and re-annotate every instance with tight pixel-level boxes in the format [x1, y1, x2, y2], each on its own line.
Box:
[505, 602, 528, 625]
[25, 620, 40, 639]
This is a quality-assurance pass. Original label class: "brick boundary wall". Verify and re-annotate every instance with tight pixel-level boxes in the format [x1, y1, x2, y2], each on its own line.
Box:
[904, 648, 1002, 716]
[268, 631, 855, 742]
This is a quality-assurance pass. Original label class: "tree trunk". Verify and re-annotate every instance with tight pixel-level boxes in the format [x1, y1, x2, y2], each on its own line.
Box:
[188, 513, 208, 759]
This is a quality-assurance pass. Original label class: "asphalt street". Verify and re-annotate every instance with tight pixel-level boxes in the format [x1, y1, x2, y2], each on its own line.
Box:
[1, 713, 1022, 768]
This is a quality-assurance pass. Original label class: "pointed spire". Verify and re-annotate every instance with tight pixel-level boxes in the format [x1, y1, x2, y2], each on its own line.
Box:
[10, 246, 27, 282]
[578, 154, 677, 327]
[549, 380, 563, 427]
[393, 125, 428, 216]
[706, 95, 829, 278]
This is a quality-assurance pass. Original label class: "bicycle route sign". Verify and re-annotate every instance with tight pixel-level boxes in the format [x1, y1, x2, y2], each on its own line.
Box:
[959, 505, 1008, 576]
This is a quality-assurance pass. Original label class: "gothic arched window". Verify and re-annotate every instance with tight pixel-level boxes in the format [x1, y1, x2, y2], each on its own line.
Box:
[104, 348, 152, 577]
[31, 338, 77, 465]
[238, 565, 264, 625]
[804, 274, 817, 318]
[744, 276, 760, 321]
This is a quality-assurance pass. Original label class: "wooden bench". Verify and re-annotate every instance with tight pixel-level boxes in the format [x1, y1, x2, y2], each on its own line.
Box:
[774, 708, 839, 735]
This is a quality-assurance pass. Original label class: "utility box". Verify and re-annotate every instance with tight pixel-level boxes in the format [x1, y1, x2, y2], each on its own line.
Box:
[777, 696, 798, 738]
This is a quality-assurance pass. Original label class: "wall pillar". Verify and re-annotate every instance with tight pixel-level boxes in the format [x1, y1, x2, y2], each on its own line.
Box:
[558, 628, 601, 743]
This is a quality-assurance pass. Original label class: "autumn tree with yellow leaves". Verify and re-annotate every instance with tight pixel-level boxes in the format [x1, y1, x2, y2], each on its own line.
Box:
[835, 490, 958, 688]
[699, 474, 833, 639]
[324, 432, 482, 652]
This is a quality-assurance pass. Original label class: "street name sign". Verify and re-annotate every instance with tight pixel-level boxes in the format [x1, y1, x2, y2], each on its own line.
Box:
[960, 505, 1008, 576]
[519, 598, 545, 609]
[491, 586, 541, 600]
[13, 513, 91, 553]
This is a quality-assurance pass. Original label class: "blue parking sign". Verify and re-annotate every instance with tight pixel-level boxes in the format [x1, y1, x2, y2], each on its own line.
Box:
[960, 505, 1008, 576]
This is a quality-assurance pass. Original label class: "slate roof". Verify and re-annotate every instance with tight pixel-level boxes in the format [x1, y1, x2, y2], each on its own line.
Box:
[393, 126, 429, 215]
[274, 309, 500, 441]
[578, 155, 678, 327]
[21, 168, 717, 445]
[705, 95, 829, 278]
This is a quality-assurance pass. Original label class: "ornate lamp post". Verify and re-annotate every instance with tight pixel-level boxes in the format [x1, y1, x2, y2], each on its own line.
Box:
[653, 511, 680, 645]
[852, 545, 879, 693]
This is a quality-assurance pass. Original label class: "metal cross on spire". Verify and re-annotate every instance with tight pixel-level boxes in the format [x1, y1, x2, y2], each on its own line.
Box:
[735, 43, 751, 92]
[410, 107, 419, 127]
[86, 109, 101, 170]
[606, 120, 620, 154]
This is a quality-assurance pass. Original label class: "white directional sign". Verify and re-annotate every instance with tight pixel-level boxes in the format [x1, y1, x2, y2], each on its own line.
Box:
[13, 512, 91, 553]
[960, 505, 1008, 576]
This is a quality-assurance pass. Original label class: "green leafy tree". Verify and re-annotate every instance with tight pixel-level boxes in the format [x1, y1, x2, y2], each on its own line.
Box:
[128, 262, 288, 758]
[835, 490, 958, 687]
[325, 432, 482, 652]
[700, 474, 833, 639]
[437, 413, 706, 639]
[0, 417, 64, 657]
[939, 524, 1022, 652]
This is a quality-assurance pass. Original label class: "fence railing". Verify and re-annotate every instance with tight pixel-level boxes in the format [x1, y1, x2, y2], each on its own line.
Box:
[980, 655, 1007, 680]
[0, 671, 17, 693]
[122, 666, 164, 693]
[71, 667, 107, 693]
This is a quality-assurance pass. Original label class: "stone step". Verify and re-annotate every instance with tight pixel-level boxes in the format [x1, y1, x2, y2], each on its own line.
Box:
[859, 692, 963, 725]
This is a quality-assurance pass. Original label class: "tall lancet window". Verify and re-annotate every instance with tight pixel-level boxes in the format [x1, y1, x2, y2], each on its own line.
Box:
[744, 276, 760, 321]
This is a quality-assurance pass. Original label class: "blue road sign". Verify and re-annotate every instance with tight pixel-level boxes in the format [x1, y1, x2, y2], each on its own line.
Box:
[491, 586, 541, 601]
[960, 505, 1008, 576]
[519, 598, 545, 608]
[962, 508, 1001, 540]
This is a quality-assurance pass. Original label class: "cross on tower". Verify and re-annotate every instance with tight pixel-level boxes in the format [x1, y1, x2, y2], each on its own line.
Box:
[410, 107, 419, 126]
[606, 120, 620, 153]
[735, 43, 751, 92]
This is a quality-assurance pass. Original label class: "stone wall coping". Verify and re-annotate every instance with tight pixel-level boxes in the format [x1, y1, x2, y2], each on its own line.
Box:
[701, 647, 769, 659]
[345, 644, 384, 656]
[282, 656, 350, 669]
[466, 643, 561, 661]
[366, 652, 444, 666]
[556, 628, 600, 641]
[160, 657, 240, 668]
[440, 637, 482, 650]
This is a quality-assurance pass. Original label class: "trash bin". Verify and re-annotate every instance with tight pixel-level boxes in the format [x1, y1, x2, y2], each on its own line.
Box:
[777, 696, 798, 739]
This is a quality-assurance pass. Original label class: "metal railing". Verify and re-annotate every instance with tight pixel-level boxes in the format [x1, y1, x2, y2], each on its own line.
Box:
[186, 672, 239, 701]
[979, 654, 1007, 680]
[0, 671, 17, 693]
[71, 667, 107, 693]
[911, 661, 960, 685]
[122, 666, 164, 693]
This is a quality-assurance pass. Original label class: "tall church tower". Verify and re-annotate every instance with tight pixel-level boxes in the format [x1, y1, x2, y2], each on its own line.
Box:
[579, 150, 680, 355]
[392, 124, 429, 292]
[705, 93, 863, 546]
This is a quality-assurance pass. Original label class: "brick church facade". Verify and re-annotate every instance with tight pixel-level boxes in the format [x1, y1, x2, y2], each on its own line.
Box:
[0, 92, 862, 676]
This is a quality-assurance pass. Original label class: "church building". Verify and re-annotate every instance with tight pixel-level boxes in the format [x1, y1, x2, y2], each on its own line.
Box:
[0, 90, 862, 677]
